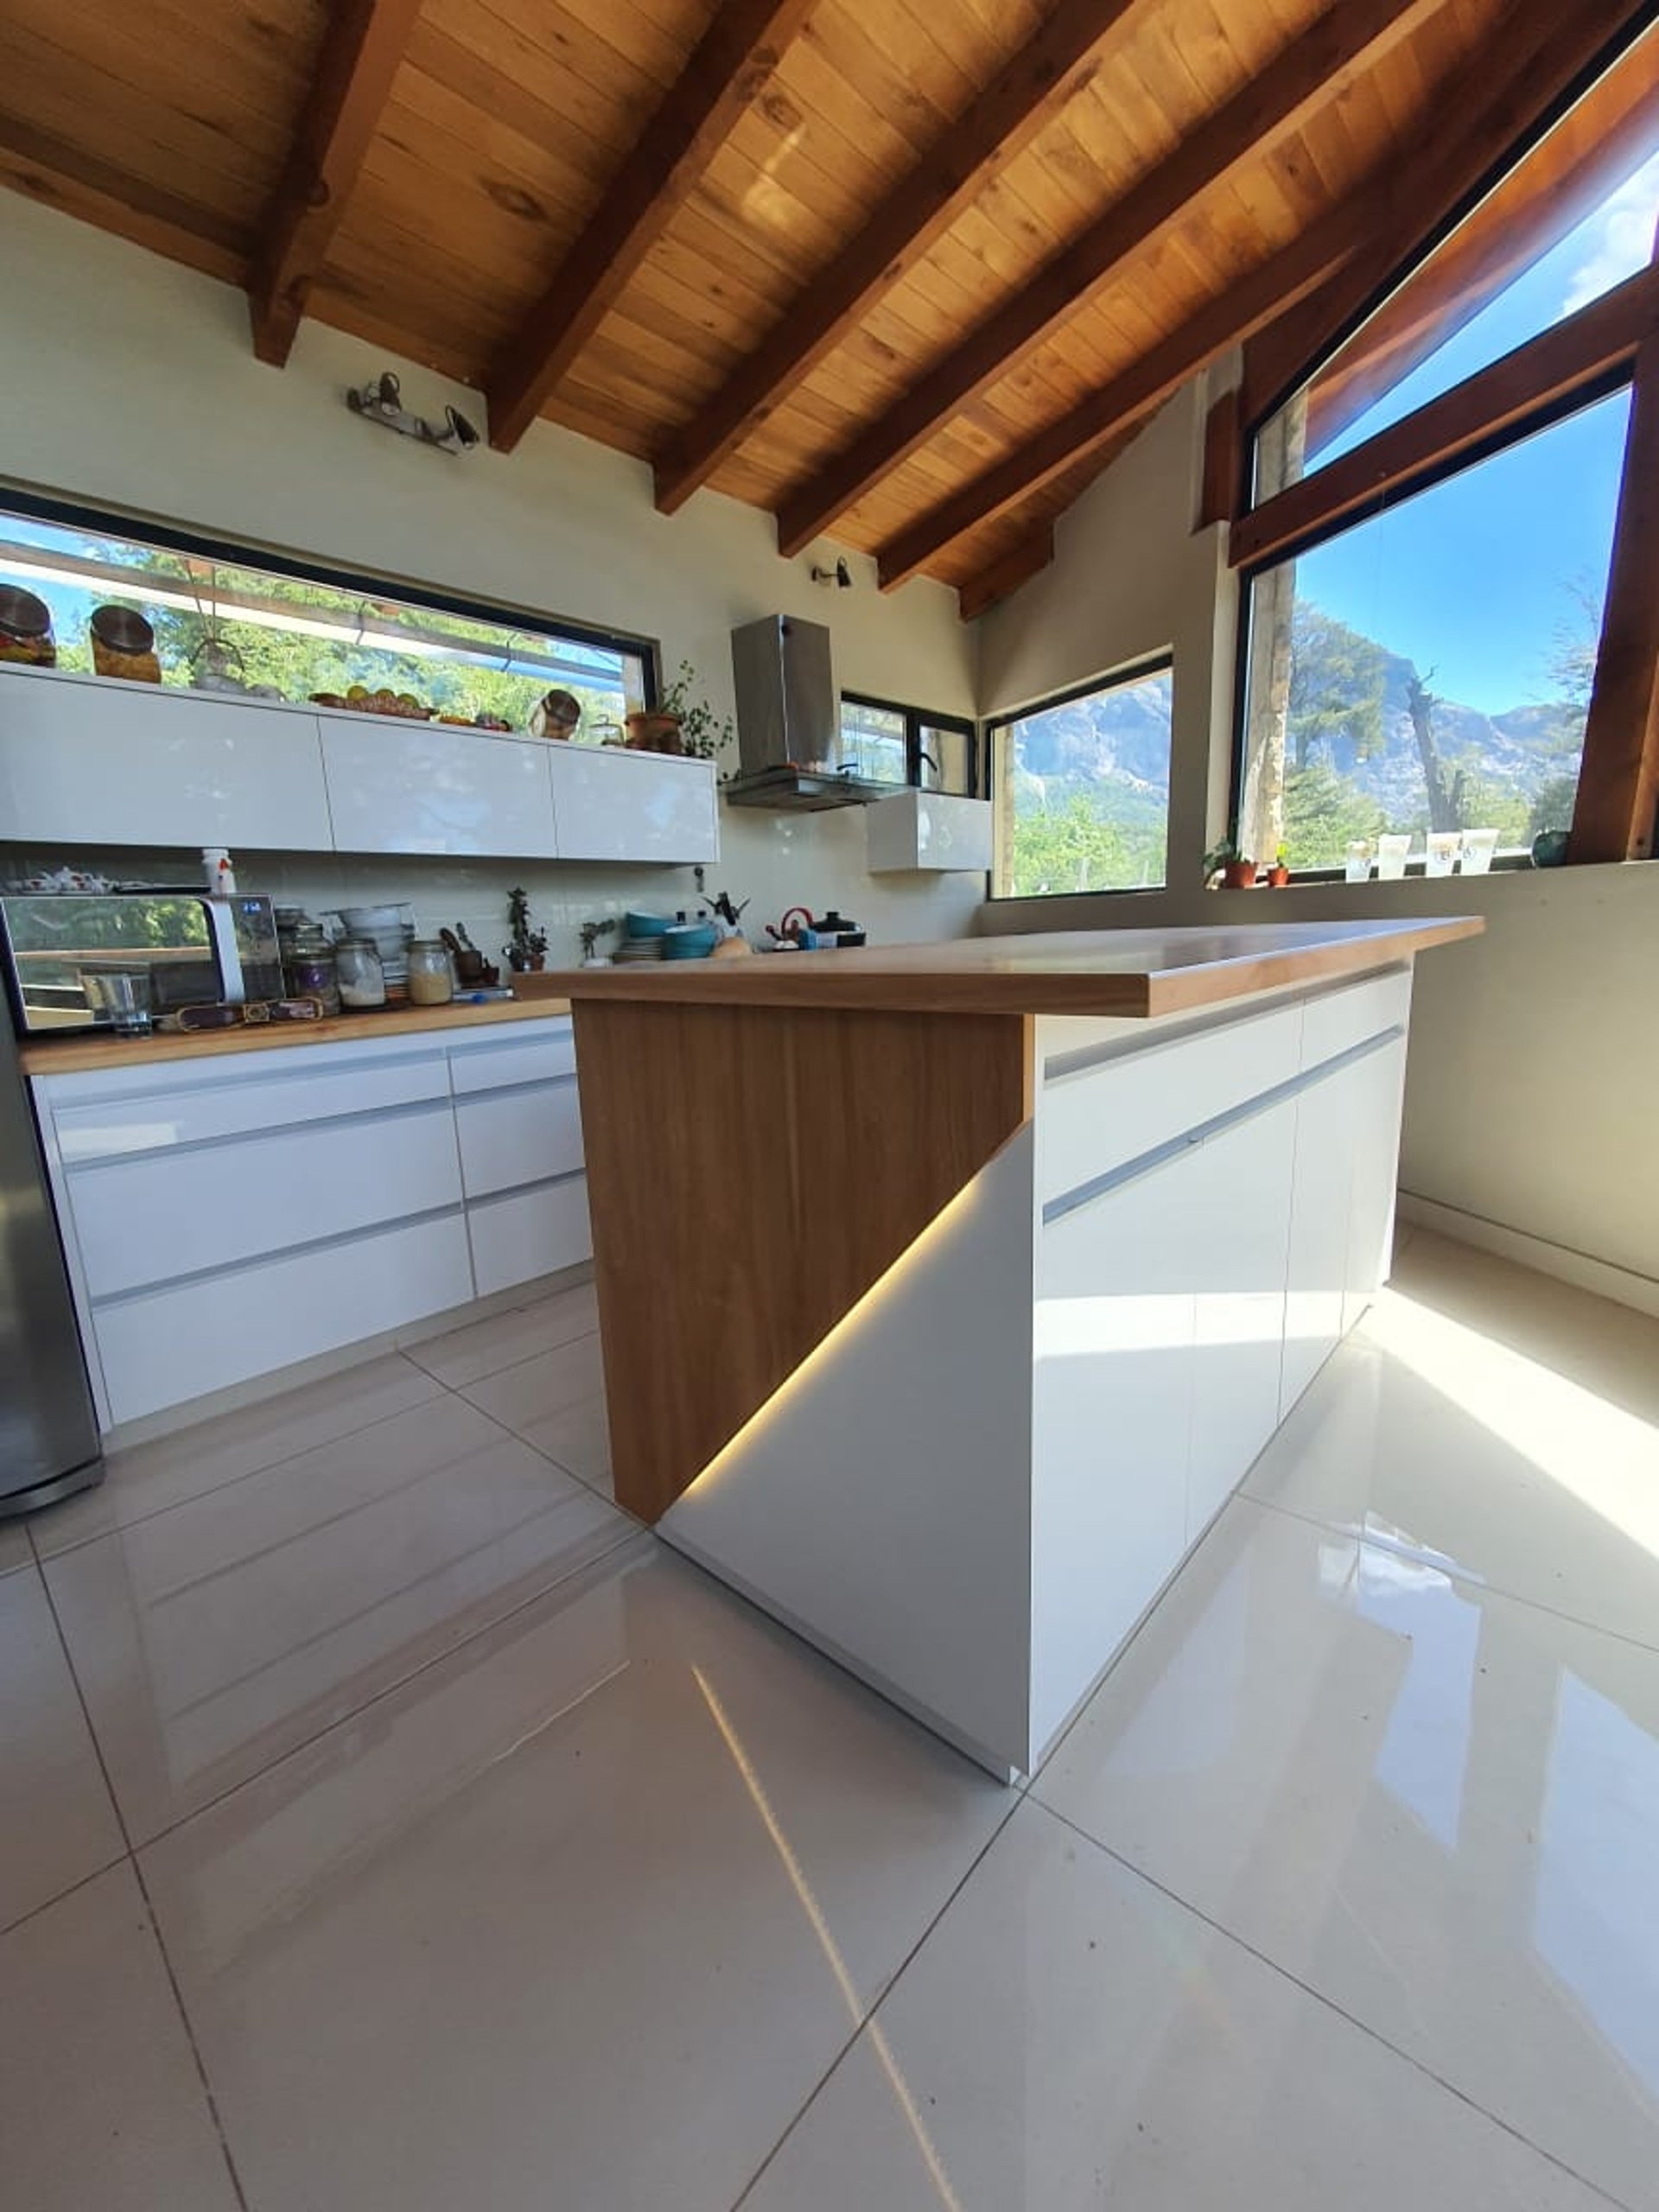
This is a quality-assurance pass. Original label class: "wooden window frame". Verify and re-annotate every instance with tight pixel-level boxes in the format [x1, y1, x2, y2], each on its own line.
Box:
[1232, 255, 1659, 867]
[985, 655, 1175, 901]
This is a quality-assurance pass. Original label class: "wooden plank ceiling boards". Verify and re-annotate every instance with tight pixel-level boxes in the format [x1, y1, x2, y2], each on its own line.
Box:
[2, 0, 1653, 613]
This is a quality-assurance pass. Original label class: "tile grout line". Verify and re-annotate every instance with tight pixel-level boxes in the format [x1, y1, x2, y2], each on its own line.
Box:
[1244, 1488, 1659, 1662]
[1027, 1796, 1636, 2212]
[726, 1779, 1029, 2212]
[33, 1556, 252, 2212]
[409, 1312, 600, 1394]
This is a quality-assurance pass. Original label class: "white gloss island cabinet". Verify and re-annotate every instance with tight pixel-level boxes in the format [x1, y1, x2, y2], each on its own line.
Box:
[30, 1014, 590, 1431]
[0, 664, 718, 865]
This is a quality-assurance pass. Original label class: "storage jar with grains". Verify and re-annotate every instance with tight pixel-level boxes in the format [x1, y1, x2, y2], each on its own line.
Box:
[335, 938, 387, 1010]
[406, 940, 454, 1007]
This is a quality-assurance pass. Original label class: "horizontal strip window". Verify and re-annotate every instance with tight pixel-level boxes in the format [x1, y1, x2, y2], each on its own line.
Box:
[838, 692, 979, 795]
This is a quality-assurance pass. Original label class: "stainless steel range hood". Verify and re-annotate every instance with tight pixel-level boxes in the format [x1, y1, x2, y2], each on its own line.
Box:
[727, 614, 889, 810]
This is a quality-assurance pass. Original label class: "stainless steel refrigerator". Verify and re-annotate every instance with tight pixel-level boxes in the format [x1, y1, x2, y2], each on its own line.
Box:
[0, 1015, 102, 1516]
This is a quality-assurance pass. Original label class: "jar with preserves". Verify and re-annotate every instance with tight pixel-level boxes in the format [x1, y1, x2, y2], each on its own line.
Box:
[335, 938, 387, 1010]
[406, 940, 454, 1007]
[0, 586, 56, 667]
[90, 604, 162, 683]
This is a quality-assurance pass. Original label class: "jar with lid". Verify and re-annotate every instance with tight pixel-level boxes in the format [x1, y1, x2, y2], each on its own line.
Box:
[406, 940, 454, 1007]
[335, 938, 387, 1010]
[288, 942, 341, 1017]
[0, 586, 56, 667]
[90, 605, 162, 683]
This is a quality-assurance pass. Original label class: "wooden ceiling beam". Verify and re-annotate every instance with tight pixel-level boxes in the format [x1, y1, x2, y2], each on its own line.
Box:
[874, 0, 1659, 588]
[873, 222, 1349, 588]
[1230, 261, 1659, 571]
[1239, 0, 1658, 428]
[249, 0, 422, 367]
[652, 0, 1145, 518]
[772, 0, 1443, 561]
[486, 0, 817, 456]
[956, 526, 1056, 622]
[1571, 326, 1659, 860]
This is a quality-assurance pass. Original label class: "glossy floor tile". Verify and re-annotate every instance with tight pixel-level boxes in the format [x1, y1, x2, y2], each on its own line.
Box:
[1036, 1497, 1659, 2210]
[404, 1278, 599, 1389]
[32, 1350, 446, 1559]
[48, 1392, 631, 1840]
[529, 1388, 613, 1500]
[1245, 1313, 1659, 1652]
[458, 1330, 607, 1454]
[745, 1799, 1611, 2211]
[0, 1860, 240, 2209]
[0, 1514, 31, 1574]
[0, 1563, 124, 1931]
[141, 1542, 1011, 2212]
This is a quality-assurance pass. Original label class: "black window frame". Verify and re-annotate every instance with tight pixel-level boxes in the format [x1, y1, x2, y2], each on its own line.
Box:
[985, 652, 1175, 901]
[0, 483, 662, 708]
[839, 690, 982, 793]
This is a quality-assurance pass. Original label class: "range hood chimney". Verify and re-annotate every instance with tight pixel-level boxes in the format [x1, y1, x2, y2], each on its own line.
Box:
[727, 614, 889, 810]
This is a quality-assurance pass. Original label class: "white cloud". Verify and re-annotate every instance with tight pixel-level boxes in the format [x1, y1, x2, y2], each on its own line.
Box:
[1561, 149, 1659, 315]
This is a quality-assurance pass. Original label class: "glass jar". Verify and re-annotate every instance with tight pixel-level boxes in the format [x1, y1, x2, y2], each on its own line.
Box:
[288, 944, 341, 1017]
[0, 585, 56, 667]
[335, 938, 387, 1010]
[406, 939, 454, 1007]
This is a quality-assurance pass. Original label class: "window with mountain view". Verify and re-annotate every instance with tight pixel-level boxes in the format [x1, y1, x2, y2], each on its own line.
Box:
[1238, 27, 1659, 874]
[989, 662, 1172, 898]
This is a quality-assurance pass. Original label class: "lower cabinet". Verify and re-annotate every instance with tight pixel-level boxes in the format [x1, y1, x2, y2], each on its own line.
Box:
[34, 1016, 592, 1431]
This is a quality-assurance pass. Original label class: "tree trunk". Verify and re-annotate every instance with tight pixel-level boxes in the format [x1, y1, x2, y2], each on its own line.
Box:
[1408, 674, 1459, 830]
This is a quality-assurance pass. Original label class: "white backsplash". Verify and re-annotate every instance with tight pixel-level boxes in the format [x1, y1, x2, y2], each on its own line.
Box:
[3, 799, 983, 969]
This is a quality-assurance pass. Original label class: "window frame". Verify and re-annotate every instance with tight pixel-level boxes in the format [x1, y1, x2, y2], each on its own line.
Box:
[0, 484, 661, 708]
[838, 690, 981, 793]
[985, 652, 1175, 902]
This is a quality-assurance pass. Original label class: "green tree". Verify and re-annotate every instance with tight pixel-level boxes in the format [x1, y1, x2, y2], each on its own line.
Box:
[1287, 607, 1389, 771]
[1280, 755, 1386, 870]
[1007, 791, 1163, 896]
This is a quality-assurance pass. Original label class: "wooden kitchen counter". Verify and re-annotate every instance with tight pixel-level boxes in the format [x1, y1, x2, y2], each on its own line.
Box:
[543, 918, 1480, 1018]
[18, 988, 572, 1074]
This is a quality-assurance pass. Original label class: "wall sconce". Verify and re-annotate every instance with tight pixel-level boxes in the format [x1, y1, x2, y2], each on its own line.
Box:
[346, 371, 480, 455]
[810, 558, 853, 589]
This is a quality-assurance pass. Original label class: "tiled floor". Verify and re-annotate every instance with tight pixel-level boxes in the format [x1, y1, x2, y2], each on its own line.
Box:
[6, 1232, 1658, 2209]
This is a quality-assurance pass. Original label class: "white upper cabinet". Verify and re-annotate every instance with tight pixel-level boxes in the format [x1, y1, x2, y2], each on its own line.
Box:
[548, 741, 719, 862]
[320, 713, 559, 858]
[866, 790, 993, 873]
[0, 665, 333, 851]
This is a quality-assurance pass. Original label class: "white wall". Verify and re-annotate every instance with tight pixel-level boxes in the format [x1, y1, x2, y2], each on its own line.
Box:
[977, 375, 1659, 1298]
[0, 195, 984, 955]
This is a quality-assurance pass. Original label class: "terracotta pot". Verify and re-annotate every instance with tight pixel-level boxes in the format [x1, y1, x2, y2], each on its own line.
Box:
[1222, 859, 1258, 889]
[1267, 864, 1291, 887]
[626, 710, 684, 755]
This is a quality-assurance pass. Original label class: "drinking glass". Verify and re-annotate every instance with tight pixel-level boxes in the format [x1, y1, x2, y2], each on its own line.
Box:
[1344, 840, 1373, 883]
[1376, 834, 1411, 880]
[1460, 828, 1499, 874]
[1426, 830, 1461, 877]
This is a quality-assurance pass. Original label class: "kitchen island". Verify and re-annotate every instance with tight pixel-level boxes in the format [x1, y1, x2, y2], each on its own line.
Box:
[555, 918, 1480, 1779]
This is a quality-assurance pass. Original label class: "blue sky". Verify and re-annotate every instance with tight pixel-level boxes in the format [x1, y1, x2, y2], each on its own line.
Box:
[1293, 149, 1659, 716]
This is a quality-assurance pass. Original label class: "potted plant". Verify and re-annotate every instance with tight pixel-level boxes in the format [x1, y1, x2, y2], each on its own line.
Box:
[578, 917, 617, 967]
[1203, 838, 1258, 890]
[1267, 844, 1291, 888]
[626, 660, 734, 759]
[503, 885, 549, 973]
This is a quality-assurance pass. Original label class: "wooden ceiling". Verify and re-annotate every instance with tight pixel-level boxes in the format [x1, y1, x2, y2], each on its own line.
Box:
[0, 0, 1649, 613]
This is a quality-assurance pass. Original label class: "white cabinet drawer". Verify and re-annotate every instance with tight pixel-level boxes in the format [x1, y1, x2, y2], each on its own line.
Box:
[448, 1025, 575, 1095]
[456, 1081, 583, 1199]
[547, 744, 718, 862]
[1039, 1001, 1301, 1206]
[95, 1213, 474, 1427]
[321, 717, 559, 858]
[0, 668, 334, 852]
[51, 1052, 450, 1162]
[468, 1176, 592, 1299]
[73, 1103, 463, 1298]
[1300, 967, 1411, 1068]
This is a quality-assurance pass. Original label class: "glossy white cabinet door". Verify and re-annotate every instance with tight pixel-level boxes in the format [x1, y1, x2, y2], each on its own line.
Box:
[547, 743, 718, 862]
[1281, 1056, 1363, 1417]
[454, 1080, 584, 1199]
[1343, 1033, 1408, 1334]
[1184, 1099, 1296, 1541]
[0, 666, 332, 850]
[467, 1175, 592, 1299]
[1031, 1160, 1196, 1757]
[866, 791, 994, 872]
[320, 716, 559, 857]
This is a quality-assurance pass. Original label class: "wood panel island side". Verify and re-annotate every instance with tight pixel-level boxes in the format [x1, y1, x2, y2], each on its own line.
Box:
[552, 919, 1482, 1779]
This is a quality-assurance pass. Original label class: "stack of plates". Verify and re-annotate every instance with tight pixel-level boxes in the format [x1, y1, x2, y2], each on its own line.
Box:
[613, 938, 664, 964]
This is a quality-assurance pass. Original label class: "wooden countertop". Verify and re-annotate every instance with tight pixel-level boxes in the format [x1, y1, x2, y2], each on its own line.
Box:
[18, 991, 572, 1075]
[543, 919, 1482, 1020]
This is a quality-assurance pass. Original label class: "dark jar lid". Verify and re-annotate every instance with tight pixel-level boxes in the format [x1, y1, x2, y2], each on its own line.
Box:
[0, 585, 53, 640]
[90, 603, 156, 654]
